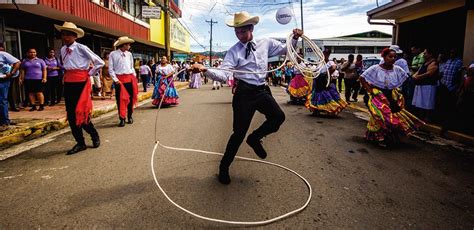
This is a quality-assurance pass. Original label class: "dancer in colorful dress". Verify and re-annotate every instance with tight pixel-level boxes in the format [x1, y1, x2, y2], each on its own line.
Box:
[287, 55, 311, 105]
[360, 48, 425, 146]
[189, 62, 202, 89]
[306, 50, 347, 116]
[152, 56, 178, 106]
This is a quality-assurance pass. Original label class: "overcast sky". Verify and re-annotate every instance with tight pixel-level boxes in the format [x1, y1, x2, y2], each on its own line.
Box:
[180, 0, 392, 52]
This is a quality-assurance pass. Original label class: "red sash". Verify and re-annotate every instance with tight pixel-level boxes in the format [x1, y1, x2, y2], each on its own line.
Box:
[64, 70, 92, 126]
[117, 74, 138, 119]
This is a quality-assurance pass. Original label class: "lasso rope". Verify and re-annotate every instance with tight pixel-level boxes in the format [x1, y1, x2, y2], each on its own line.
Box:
[150, 32, 323, 226]
[207, 33, 330, 86]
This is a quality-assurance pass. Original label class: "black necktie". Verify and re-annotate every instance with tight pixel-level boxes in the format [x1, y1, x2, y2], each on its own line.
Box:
[245, 42, 256, 59]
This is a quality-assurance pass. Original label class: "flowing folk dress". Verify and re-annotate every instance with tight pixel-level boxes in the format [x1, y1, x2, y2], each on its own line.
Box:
[152, 63, 179, 106]
[305, 60, 347, 115]
[361, 64, 425, 142]
[189, 67, 202, 89]
[287, 62, 311, 101]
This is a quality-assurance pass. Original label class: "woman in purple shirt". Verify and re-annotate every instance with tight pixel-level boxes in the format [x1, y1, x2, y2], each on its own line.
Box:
[44, 48, 62, 106]
[19, 48, 47, 111]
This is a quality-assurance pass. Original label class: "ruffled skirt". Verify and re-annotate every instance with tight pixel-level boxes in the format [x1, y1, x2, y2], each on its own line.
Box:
[288, 74, 311, 98]
[306, 73, 347, 115]
[152, 76, 179, 106]
[189, 73, 202, 89]
[366, 88, 424, 142]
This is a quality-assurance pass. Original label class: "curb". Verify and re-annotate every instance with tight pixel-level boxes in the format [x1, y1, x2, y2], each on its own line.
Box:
[347, 103, 474, 146]
[0, 83, 189, 151]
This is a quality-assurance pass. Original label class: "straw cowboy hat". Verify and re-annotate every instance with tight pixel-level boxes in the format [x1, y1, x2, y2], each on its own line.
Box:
[226, 11, 259, 28]
[114, 36, 135, 47]
[54, 22, 84, 38]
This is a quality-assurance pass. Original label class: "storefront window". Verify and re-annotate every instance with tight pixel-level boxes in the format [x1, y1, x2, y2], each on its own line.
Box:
[334, 46, 356, 54]
[358, 46, 375, 54]
[4, 30, 20, 58]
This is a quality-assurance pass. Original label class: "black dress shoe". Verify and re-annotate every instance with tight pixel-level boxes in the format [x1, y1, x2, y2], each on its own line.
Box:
[118, 119, 126, 127]
[127, 117, 133, 124]
[91, 135, 100, 148]
[67, 144, 87, 155]
[218, 166, 231, 185]
[246, 134, 267, 159]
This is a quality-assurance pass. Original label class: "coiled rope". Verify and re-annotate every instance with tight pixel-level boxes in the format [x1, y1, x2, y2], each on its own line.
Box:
[206, 33, 330, 86]
[150, 32, 325, 226]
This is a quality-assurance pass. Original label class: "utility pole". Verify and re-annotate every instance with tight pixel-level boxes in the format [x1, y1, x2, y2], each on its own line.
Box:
[300, 0, 304, 58]
[164, 0, 171, 59]
[205, 19, 217, 66]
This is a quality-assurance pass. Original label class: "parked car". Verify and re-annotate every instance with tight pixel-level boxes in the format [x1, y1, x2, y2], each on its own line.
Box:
[362, 56, 382, 72]
[360, 57, 382, 103]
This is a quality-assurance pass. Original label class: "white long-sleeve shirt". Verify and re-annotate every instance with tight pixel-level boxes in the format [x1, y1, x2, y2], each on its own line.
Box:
[60, 42, 104, 76]
[204, 38, 297, 86]
[108, 49, 136, 82]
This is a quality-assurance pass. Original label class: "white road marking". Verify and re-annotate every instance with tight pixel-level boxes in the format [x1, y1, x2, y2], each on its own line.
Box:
[41, 175, 53, 180]
[34, 166, 69, 173]
[3, 174, 23, 179]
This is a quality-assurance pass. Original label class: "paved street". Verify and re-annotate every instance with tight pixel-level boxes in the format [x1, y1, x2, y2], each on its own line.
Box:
[1, 84, 473, 229]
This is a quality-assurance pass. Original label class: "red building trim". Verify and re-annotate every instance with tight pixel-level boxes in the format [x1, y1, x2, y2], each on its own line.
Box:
[169, 0, 181, 18]
[38, 0, 148, 40]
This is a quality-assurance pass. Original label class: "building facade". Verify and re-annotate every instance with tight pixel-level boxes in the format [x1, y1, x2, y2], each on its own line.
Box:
[271, 30, 392, 63]
[367, 0, 474, 65]
[0, 0, 190, 104]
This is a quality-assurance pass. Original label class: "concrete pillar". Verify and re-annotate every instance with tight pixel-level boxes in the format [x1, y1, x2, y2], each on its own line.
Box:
[463, 10, 474, 65]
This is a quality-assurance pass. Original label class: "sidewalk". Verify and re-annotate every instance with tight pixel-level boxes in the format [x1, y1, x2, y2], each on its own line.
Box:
[0, 82, 189, 151]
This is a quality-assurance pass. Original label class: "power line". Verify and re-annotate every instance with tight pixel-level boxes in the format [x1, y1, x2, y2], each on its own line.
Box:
[176, 18, 207, 49]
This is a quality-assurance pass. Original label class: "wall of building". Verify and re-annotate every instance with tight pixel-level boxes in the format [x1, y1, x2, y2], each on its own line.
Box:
[463, 10, 474, 64]
[149, 10, 190, 53]
[37, 0, 149, 40]
[397, 7, 466, 58]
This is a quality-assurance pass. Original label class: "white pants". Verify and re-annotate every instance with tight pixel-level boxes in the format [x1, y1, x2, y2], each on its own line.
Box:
[213, 80, 221, 88]
[92, 74, 101, 88]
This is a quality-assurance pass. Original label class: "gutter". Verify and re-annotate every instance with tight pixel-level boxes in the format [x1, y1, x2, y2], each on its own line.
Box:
[367, 16, 395, 26]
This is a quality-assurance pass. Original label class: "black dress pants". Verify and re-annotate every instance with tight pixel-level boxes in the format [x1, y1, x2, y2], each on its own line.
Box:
[45, 76, 60, 104]
[64, 81, 99, 145]
[220, 81, 286, 168]
[115, 82, 134, 119]
[344, 78, 360, 101]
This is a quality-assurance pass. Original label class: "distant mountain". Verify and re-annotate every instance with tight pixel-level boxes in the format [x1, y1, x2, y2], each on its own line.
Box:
[194, 51, 227, 58]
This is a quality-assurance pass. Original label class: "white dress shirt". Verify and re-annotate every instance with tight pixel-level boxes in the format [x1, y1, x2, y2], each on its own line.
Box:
[60, 42, 104, 76]
[204, 38, 297, 86]
[108, 49, 135, 82]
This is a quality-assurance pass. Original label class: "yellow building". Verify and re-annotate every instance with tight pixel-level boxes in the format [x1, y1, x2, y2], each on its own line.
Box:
[150, 9, 191, 60]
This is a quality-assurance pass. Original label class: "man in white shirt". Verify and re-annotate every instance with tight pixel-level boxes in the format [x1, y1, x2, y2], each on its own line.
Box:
[55, 22, 104, 155]
[109, 36, 138, 127]
[194, 11, 303, 184]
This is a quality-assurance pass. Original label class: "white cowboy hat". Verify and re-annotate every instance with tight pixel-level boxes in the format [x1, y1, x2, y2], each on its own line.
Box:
[389, 45, 403, 54]
[54, 22, 84, 38]
[226, 11, 259, 28]
[114, 36, 135, 47]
